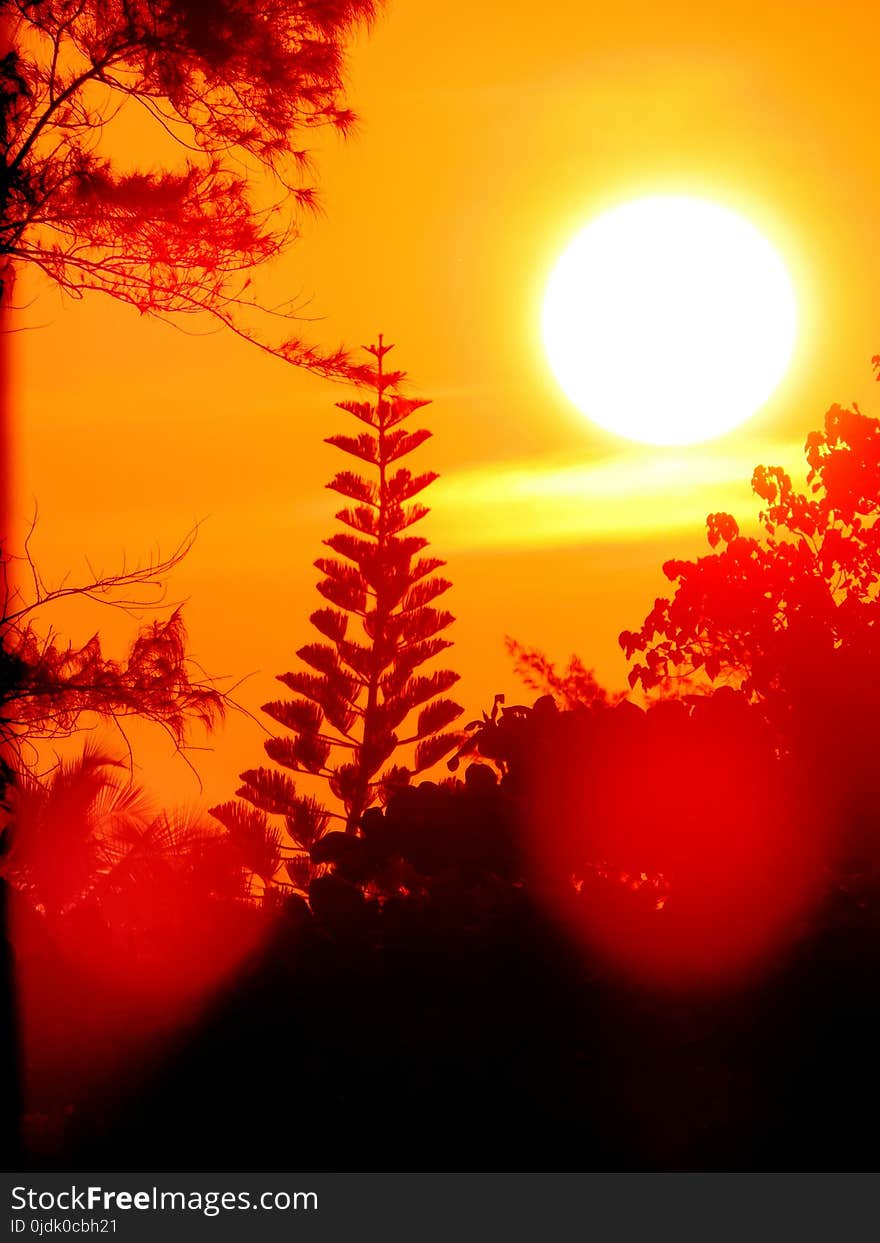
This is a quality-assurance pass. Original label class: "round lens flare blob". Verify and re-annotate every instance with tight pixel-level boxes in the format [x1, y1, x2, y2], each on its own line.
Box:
[520, 696, 828, 991]
[541, 195, 798, 446]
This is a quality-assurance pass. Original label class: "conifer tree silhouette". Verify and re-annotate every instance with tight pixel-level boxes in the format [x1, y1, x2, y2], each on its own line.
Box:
[212, 339, 462, 892]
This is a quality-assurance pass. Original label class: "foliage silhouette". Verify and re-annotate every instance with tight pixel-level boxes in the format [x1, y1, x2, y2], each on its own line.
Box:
[620, 401, 880, 869]
[3, 743, 248, 919]
[19, 579, 880, 1170]
[302, 680, 818, 987]
[304, 760, 520, 904]
[503, 692, 820, 984]
[32, 397, 880, 1171]
[0, 0, 377, 374]
[621, 403, 880, 708]
[211, 339, 462, 893]
[506, 636, 623, 710]
[5, 743, 262, 1160]
[0, 527, 232, 1163]
[0, 527, 224, 785]
[80, 688, 880, 1173]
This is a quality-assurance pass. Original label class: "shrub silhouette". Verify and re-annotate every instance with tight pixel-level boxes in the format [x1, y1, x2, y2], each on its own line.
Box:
[212, 339, 462, 894]
[305, 761, 520, 903]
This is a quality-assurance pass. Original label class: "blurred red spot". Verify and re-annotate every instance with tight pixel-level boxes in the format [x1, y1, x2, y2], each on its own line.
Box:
[522, 695, 826, 989]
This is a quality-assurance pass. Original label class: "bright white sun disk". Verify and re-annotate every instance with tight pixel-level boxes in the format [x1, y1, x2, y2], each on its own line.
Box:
[541, 196, 798, 446]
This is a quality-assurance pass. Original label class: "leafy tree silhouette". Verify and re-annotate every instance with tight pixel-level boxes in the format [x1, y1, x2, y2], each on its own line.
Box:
[620, 403, 880, 711]
[211, 338, 463, 893]
[620, 400, 880, 871]
[0, 0, 377, 373]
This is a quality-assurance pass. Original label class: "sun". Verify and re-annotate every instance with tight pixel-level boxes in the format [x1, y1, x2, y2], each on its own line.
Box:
[541, 195, 798, 446]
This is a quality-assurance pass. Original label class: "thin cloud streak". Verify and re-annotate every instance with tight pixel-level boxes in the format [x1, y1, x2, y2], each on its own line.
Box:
[431, 438, 804, 551]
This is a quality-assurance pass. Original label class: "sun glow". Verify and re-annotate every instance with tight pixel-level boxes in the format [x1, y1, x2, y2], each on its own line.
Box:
[541, 195, 798, 446]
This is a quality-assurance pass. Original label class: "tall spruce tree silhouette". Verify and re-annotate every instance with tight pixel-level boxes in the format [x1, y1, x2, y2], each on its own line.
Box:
[212, 338, 462, 892]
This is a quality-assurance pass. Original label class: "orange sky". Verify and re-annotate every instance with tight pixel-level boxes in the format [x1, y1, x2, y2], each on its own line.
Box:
[12, 0, 880, 808]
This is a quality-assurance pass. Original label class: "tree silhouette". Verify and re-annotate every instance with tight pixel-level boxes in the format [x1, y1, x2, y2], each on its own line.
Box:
[4, 743, 250, 921]
[5, 742, 261, 1160]
[0, 525, 235, 1162]
[211, 338, 463, 893]
[0, 0, 377, 373]
[620, 401, 880, 869]
[0, 526, 224, 785]
[4, 743, 148, 917]
[620, 403, 880, 710]
[506, 637, 622, 710]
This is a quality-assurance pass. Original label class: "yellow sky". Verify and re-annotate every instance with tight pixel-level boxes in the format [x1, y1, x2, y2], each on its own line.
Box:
[12, 0, 880, 806]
